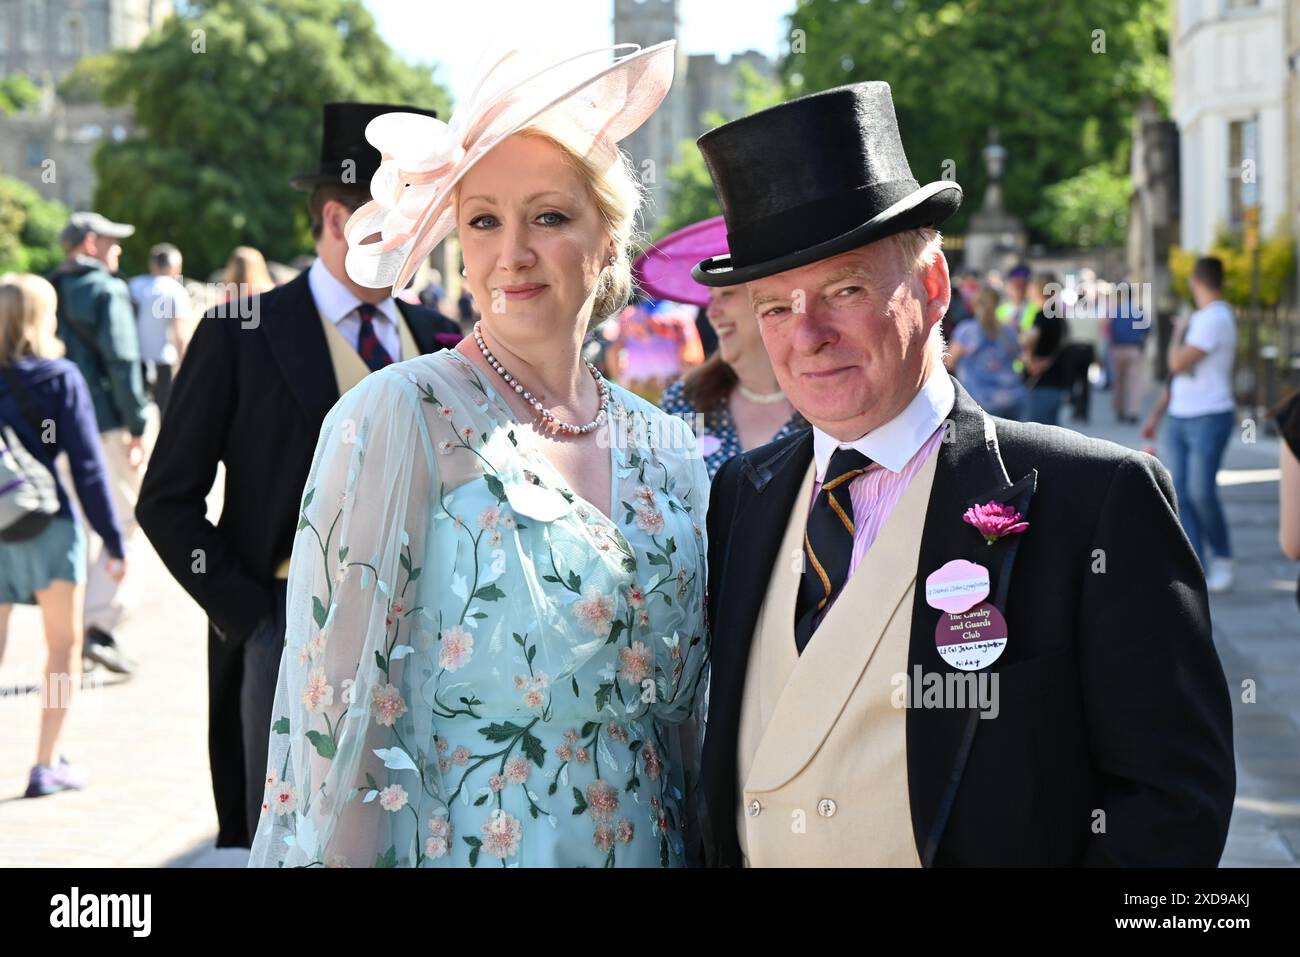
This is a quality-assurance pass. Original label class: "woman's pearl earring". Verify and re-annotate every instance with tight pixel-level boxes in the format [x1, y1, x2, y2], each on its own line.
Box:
[607, 255, 616, 267]
[461, 266, 468, 278]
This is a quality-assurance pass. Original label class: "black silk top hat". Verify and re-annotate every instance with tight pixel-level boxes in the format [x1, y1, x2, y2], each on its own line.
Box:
[691, 81, 962, 286]
[290, 101, 440, 191]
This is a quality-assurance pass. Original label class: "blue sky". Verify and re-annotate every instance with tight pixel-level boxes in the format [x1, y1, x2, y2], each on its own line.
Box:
[366, 0, 796, 107]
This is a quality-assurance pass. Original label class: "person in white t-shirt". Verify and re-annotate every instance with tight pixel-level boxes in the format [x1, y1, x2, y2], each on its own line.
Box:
[129, 243, 191, 416]
[1142, 256, 1237, 590]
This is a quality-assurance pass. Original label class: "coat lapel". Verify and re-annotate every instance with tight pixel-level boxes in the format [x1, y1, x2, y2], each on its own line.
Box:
[906, 378, 1037, 865]
[259, 271, 340, 427]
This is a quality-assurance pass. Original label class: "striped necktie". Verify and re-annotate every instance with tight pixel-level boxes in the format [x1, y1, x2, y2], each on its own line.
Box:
[794, 447, 872, 653]
[355, 303, 394, 372]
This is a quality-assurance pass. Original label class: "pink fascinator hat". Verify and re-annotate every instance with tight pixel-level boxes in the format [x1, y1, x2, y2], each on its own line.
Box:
[345, 41, 677, 294]
[632, 215, 727, 308]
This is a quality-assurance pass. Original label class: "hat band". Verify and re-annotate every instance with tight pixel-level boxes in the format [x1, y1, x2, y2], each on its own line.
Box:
[725, 178, 921, 266]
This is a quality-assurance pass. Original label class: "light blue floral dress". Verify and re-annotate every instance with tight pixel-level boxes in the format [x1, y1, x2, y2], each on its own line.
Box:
[248, 348, 710, 867]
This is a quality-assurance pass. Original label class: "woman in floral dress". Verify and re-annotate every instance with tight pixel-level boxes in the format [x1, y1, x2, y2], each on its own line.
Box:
[248, 41, 710, 868]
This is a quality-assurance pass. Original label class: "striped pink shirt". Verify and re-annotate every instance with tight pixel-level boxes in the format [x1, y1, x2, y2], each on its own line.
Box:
[810, 426, 945, 579]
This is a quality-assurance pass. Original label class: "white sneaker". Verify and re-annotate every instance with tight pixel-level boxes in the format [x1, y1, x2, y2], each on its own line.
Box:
[1205, 557, 1234, 593]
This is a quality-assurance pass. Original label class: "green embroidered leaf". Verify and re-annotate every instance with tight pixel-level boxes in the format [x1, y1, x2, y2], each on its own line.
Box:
[666, 537, 676, 555]
[305, 730, 336, 759]
[272, 717, 290, 734]
[408, 566, 422, 581]
[473, 793, 489, 806]
[312, 596, 328, 627]
[522, 730, 546, 768]
[571, 676, 580, 697]
[581, 721, 599, 737]
[338, 545, 349, 562]
[647, 552, 669, 567]
[374, 650, 387, 672]
[621, 557, 637, 573]
[607, 619, 626, 644]
[572, 787, 588, 814]
[565, 571, 581, 593]
[542, 574, 562, 584]
[302, 488, 315, 510]
[480, 721, 524, 743]
[365, 772, 378, 791]
[474, 583, 505, 602]
[548, 780, 559, 796]
[373, 846, 397, 868]
[526, 645, 536, 664]
[469, 611, 488, 620]
[463, 836, 481, 868]
[483, 474, 507, 502]
[595, 682, 614, 712]
[297, 515, 310, 531]
[512, 632, 527, 648]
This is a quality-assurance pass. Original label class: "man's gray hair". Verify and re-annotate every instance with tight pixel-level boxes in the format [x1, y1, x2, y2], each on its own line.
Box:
[150, 243, 182, 271]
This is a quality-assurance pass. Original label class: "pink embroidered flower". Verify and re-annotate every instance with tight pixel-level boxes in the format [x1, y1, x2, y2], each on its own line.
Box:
[451, 746, 470, 766]
[424, 836, 449, 859]
[438, 440, 454, 455]
[503, 754, 531, 785]
[271, 783, 297, 816]
[264, 770, 278, 789]
[532, 671, 549, 689]
[438, 406, 455, 419]
[478, 506, 500, 529]
[461, 426, 476, 442]
[642, 744, 662, 782]
[576, 747, 590, 764]
[635, 484, 657, 506]
[616, 818, 635, 844]
[676, 567, 689, 599]
[555, 744, 573, 761]
[428, 816, 450, 838]
[371, 683, 408, 727]
[572, 588, 616, 635]
[593, 824, 615, 853]
[439, 625, 474, 672]
[501, 514, 517, 530]
[488, 530, 502, 547]
[438, 758, 451, 774]
[606, 723, 629, 743]
[435, 736, 449, 755]
[378, 784, 408, 812]
[307, 628, 328, 660]
[962, 501, 1030, 545]
[618, 641, 653, 685]
[302, 667, 334, 713]
[586, 779, 620, 821]
[625, 584, 646, 609]
[634, 506, 665, 536]
[523, 688, 545, 709]
[563, 729, 580, 743]
[637, 610, 650, 628]
[489, 774, 507, 792]
[481, 809, 522, 859]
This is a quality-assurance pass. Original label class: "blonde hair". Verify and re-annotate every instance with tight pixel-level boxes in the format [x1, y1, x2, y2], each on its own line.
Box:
[464, 115, 645, 330]
[222, 246, 274, 292]
[0, 273, 66, 365]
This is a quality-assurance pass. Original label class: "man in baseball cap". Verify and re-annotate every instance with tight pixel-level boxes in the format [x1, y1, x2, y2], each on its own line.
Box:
[49, 210, 150, 678]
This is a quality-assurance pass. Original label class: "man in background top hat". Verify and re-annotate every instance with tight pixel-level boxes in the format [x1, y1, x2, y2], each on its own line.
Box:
[692, 81, 1234, 867]
[51, 211, 150, 676]
[136, 101, 463, 848]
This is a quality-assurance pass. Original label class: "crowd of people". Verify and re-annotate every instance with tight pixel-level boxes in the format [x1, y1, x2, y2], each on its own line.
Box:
[0, 39, 1276, 870]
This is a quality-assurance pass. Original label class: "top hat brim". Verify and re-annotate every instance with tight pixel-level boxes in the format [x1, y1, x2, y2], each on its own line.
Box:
[692, 180, 962, 287]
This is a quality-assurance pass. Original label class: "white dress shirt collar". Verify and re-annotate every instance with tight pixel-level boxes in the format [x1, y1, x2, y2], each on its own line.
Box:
[812, 368, 955, 479]
[307, 257, 399, 326]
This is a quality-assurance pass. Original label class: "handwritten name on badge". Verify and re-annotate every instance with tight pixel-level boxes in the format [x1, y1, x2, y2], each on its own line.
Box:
[935, 600, 1007, 671]
[924, 559, 990, 614]
[50, 887, 151, 937]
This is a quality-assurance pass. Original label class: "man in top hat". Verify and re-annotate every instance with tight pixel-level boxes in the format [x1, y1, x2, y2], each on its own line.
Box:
[692, 82, 1235, 866]
[51, 211, 150, 676]
[136, 102, 463, 849]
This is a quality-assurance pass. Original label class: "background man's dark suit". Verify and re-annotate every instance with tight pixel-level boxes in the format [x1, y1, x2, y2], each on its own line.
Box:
[136, 270, 460, 847]
[698, 378, 1236, 866]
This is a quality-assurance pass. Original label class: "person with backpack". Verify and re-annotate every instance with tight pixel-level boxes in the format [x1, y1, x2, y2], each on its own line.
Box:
[49, 211, 149, 676]
[0, 273, 127, 797]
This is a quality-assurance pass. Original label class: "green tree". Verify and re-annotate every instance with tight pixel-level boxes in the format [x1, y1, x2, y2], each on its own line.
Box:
[56, 54, 119, 105]
[0, 75, 41, 115]
[93, 0, 451, 278]
[783, 0, 1169, 246]
[0, 176, 70, 275]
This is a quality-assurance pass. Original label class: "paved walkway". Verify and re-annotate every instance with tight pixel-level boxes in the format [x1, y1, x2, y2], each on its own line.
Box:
[1, 382, 1295, 867]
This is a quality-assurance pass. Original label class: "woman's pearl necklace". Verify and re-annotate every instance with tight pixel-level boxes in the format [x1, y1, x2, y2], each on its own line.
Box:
[736, 382, 787, 405]
[473, 322, 608, 436]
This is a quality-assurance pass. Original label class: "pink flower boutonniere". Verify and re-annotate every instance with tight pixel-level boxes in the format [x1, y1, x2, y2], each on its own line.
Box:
[962, 501, 1029, 545]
